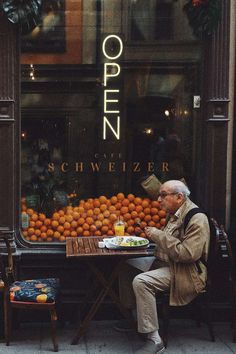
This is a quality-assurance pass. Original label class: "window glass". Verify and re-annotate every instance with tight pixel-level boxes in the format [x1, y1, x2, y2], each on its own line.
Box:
[20, 0, 201, 244]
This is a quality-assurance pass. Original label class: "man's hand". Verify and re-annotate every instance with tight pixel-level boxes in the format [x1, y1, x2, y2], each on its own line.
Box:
[145, 226, 157, 241]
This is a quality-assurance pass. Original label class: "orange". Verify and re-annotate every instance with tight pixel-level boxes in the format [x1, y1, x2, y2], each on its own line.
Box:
[93, 199, 100, 208]
[144, 215, 152, 222]
[148, 221, 155, 227]
[71, 220, 78, 229]
[31, 213, 38, 222]
[70, 230, 77, 237]
[27, 227, 35, 236]
[84, 202, 91, 210]
[29, 221, 36, 228]
[44, 218, 51, 226]
[151, 200, 160, 208]
[101, 225, 109, 234]
[66, 214, 73, 223]
[78, 206, 84, 214]
[53, 231, 61, 239]
[150, 207, 158, 215]
[97, 213, 104, 221]
[59, 235, 66, 242]
[90, 225, 97, 233]
[127, 219, 134, 226]
[46, 237, 53, 242]
[35, 220, 43, 228]
[117, 192, 125, 201]
[134, 197, 142, 205]
[115, 202, 122, 210]
[109, 205, 116, 212]
[124, 213, 131, 221]
[22, 230, 28, 237]
[40, 225, 47, 233]
[131, 210, 138, 219]
[158, 210, 166, 218]
[160, 218, 166, 226]
[140, 232, 146, 238]
[122, 198, 129, 206]
[107, 230, 114, 236]
[83, 223, 90, 230]
[110, 213, 117, 222]
[94, 207, 100, 215]
[110, 196, 118, 204]
[52, 212, 60, 220]
[63, 230, 70, 237]
[135, 205, 143, 213]
[156, 222, 161, 229]
[59, 216, 66, 225]
[58, 209, 65, 216]
[78, 217, 85, 225]
[76, 226, 83, 235]
[143, 207, 151, 215]
[103, 210, 110, 218]
[127, 226, 134, 234]
[73, 211, 80, 220]
[83, 230, 90, 236]
[51, 220, 59, 229]
[99, 195, 107, 204]
[95, 220, 102, 229]
[64, 222, 71, 230]
[102, 218, 110, 226]
[41, 232, 47, 240]
[87, 209, 94, 217]
[26, 208, 34, 216]
[46, 229, 54, 237]
[139, 212, 145, 220]
[120, 206, 128, 214]
[134, 226, 142, 235]
[127, 193, 135, 202]
[35, 229, 41, 237]
[39, 213, 46, 221]
[86, 217, 94, 225]
[142, 200, 149, 208]
[100, 204, 107, 212]
[30, 235, 37, 242]
[152, 214, 160, 222]
[128, 203, 136, 212]
[94, 230, 101, 236]
[57, 225, 64, 233]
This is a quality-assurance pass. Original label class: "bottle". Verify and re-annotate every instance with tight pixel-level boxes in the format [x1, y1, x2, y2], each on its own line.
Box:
[114, 217, 125, 236]
[21, 212, 29, 229]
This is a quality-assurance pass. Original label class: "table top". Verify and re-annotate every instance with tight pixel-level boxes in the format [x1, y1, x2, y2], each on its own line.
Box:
[66, 236, 153, 258]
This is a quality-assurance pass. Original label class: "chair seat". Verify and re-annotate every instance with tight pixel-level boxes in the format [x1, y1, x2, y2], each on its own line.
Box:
[10, 278, 59, 303]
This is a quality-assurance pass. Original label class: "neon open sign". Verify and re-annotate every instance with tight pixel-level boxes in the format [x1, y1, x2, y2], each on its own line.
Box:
[102, 35, 123, 140]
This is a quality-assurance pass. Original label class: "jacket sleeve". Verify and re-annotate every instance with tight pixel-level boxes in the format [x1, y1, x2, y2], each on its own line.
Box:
[151, 214, 210, 263]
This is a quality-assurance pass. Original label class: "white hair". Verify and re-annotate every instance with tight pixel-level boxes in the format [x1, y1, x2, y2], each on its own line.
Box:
[162, 180, 190, 197]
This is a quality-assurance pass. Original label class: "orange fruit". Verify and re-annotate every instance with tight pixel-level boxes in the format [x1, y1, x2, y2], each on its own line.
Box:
[117, 192, 125, 201]
[73, 211, 80, 220]
[101, 225, 109, 234]
[131, 210, 138, 219]
[83, 230, 90, 236]
[95, 220, 102, 229]
[31, 213, 38, 222]
[64, 222, 71, 230]
[44, 218, 51, 226]
[148, 221, 156, 227]
[110, 196, 118, 204]
[143, 207, 151, 215]
[51, 220, 59, 229]
[139, 212, 145, 220]
[107, 230, 114, 236]
[99, 195, 107, 204]
[27, 227, 35, 236]
[122, 198, 129, 206]
[76, 226, 83, 235]
[58, 209, 65, 216]
[52, 212, 60, 220]
[90, 225, 97, 233]
[127, 193, 135, 202]
[127, 226, 134, 234]
[66, 214, 73, 223]
[102, 218, 110, 226]
[78, 206, 84, 214]
[29, 221, 36, 228]
[127, 219, 135, 226]
[39, 213, 46, 221]
[158, 210, 166, 218]
[151, 200, 160, 208]
[120, 206, 128, 214]
[41, 232, 47, 240]
[134, 197, 142, 205]
[83, 223, 90, 230]
[152, 214, 160, 222]
[140, 232, 146, 238]
[86, 217, 94, 225]
[46, 229, 54, 237]
[59, 216, 66, 225]
[53, 231, 61, 239]
[84, 202, 91, 210]
[35, 220, 43, 228]
[144, 215, 152, 222]
[109, 205, 116, 212]
[142, 200, 149, 208]
[103, 210, 110, 218]
[156, 222, 161, 229]
[97, 213, 104, 221]
[124, 213, 131, 221]
[110, 213, 117, 222]
[30, 235, 37, 242]
[59, 235, 66, 242]
[57, 225, 64, 233]
[93, 199, 100, 207]
[150, 207, 158, 215]
[115, 202, 122, 210]
[160, 218, 166, 226]
[70, 230, 77, 237]
[128, 203, 136, 212]
[35, 229, 41, 237]
[135, 205, 143, 213]
[78, 217, 85, 225]
[71, 220, 78, 229]
[100, 204, 107, 212]
[87, 209, 94, 217]
[40, 225, 47, 233]
[140, 221, 147, 229]
[26, 208, 34, 216]
[63, 230, 70, 237]
[94, 230, 101, 236]
[94, 207, 100, 215]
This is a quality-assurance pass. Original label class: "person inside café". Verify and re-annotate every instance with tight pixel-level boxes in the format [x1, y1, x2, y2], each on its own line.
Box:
[117, 179, 210, 354]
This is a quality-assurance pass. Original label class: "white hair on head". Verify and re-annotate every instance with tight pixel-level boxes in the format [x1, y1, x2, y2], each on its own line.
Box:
[163, 180, 190, 197]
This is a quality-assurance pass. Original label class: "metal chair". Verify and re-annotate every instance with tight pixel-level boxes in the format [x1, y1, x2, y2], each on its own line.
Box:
[0, 233, 60, 351]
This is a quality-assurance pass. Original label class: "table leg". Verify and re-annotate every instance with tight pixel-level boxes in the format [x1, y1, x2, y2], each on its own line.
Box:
[71, 259, 134, 344]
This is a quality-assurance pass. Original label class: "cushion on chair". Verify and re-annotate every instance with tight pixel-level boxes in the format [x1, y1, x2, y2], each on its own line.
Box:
[9, 278, 59, 303]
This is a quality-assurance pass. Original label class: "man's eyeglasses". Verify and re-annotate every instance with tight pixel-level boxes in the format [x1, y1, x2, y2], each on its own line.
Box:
[158, 192, 178, 199]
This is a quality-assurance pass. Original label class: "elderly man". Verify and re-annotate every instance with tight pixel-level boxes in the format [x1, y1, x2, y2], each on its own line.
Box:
[117, 180, 210, 354]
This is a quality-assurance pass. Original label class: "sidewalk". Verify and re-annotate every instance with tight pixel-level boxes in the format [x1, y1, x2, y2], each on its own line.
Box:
[0, 319, 235, 353]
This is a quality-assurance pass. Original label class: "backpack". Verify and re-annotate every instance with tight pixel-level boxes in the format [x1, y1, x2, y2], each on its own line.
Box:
[183, 208, 230, 273]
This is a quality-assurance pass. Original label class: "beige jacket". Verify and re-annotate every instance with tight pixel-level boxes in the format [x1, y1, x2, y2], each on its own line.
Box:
[151, 198, 210, 306]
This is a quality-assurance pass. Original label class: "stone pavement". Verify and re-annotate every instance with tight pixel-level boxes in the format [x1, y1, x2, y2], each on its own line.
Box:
[0, 320, 235, 353]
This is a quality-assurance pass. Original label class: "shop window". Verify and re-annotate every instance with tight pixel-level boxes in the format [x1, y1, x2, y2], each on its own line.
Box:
[19, 1, 202, 245]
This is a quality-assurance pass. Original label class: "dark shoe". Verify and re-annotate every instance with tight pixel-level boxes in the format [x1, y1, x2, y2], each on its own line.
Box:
[134, 339, 165, 354]
[113, 319, 135, 332]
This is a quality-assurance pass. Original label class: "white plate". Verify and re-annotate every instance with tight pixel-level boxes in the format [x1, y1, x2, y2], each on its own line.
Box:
[108, 236, 149, 249]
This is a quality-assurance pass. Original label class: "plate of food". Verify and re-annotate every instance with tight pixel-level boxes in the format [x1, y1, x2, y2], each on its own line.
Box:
[108, 236, 149, 249]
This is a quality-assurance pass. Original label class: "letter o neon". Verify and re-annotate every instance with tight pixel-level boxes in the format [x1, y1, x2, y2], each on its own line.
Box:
[102, 35, 123, 60]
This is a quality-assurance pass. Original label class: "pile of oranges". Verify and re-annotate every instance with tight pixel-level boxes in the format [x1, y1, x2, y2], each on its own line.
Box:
[21, 193, 166, 243]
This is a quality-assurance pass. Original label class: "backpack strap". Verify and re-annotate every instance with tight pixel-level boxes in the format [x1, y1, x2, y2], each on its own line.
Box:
[183, 207, 207, 273]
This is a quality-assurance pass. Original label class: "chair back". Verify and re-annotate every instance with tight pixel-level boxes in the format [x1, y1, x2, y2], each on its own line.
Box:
[0, 233, 15, 289]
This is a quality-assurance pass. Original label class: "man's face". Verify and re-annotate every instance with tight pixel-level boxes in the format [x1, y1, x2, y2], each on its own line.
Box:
[158, 186, 184, 214]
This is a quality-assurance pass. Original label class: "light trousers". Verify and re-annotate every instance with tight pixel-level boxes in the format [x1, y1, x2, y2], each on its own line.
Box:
[119, 258, 171, 333]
